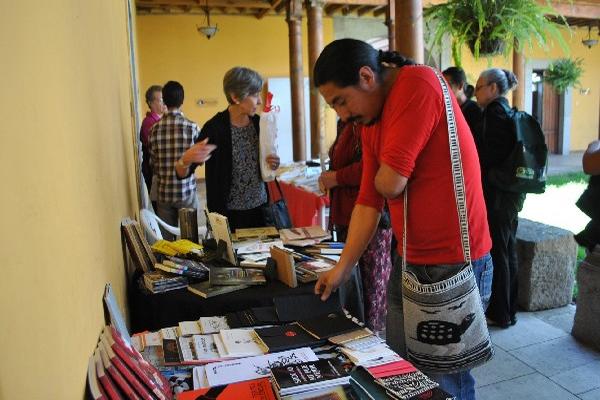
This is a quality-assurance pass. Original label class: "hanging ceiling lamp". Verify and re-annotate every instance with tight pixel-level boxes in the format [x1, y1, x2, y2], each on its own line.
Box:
[197, 0, 218, 39]
[582, 26, 598, 49]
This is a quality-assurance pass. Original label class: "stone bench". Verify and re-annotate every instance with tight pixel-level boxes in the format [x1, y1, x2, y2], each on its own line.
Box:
[516, 218, 578, 311]
[572, 247, 600, 351]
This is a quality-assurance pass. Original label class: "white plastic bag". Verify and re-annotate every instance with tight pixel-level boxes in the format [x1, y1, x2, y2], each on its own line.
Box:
[259, 92, 279, 182]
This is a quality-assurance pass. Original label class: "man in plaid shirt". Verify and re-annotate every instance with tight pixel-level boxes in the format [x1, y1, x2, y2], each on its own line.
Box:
[149, 81, 215, 239]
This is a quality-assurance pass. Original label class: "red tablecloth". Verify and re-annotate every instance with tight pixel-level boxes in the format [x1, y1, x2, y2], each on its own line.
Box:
[268, 181, 329, 227]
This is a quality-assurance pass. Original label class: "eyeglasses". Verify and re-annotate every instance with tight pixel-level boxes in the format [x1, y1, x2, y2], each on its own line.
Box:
[475, 82, 493, 92]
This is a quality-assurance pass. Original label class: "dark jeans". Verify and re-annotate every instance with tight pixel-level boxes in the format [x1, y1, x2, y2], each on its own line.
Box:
[486, 207, 519, 325]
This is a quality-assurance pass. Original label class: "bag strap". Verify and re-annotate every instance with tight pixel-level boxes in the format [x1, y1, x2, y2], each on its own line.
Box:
[266, 177, 285, 204]
[402, 68, 472, 271]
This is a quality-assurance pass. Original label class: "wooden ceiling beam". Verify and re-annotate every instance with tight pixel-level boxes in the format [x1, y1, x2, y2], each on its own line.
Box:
[275, 0, 286, 13]
[373, 4, 387, 16]
[552, 2, 600, 19]
[137, 0, 273, 9]
[324, 0, 386, 6]
[324, 3, 342, 15]
[255, 0, 280, 18]
[356, 5, 373, 15]
[342, 4, 361, 15]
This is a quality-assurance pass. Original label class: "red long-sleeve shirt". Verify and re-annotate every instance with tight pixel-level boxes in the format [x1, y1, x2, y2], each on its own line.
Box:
[357, 66, 491, 264]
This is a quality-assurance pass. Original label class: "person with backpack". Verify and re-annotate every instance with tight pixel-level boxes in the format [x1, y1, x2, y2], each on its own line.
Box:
[475, 68, 524, 328]
[442, 67, 483, 148]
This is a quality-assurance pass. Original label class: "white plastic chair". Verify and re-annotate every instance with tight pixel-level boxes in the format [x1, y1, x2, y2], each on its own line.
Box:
[139, 208, 207, 244]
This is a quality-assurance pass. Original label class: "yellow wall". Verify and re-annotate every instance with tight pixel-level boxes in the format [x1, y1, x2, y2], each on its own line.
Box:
[136, 14, 337, 165]
[0, 1, 138, 398]
[460, 26, 600, 151]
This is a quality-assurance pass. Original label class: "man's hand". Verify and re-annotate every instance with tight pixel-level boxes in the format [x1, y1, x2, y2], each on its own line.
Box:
[318, 171, 338, 190]
[182, 138, 217, 165]
[266, 154, 280, 170]
[314, 264, 352, 301]
[313, 204, 380, 301]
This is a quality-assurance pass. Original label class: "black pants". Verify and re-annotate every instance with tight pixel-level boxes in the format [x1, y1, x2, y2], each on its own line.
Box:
[226, 205, 266, 231]
[486, 207, 519, 324]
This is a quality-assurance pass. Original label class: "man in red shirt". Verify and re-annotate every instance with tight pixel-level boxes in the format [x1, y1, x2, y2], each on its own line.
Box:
[313, 39, 493, 400]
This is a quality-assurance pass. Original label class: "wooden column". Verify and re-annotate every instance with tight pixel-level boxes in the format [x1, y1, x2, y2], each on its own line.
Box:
[386, 0, 396, 51]
[395, 0, 424, 63]
[287, 0, 306, 161]
[307, 0, 325, 159]
[512, 44, 525, 110]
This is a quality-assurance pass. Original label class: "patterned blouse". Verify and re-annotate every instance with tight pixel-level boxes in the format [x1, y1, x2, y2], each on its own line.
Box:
[227, 123, 267, 210]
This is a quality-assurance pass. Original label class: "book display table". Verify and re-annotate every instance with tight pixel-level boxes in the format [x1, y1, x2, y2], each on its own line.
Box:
[128, 270, 364, 333]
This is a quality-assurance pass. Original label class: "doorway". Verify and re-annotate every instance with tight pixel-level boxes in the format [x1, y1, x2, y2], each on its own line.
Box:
[531, 69, 560, 154]
[525, 60, 572, 155]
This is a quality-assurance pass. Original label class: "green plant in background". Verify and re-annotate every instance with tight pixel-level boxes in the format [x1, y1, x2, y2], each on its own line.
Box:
[546, 171, 587, 187]
[424, 0, 570, 67]
[544, 58, 584, 93]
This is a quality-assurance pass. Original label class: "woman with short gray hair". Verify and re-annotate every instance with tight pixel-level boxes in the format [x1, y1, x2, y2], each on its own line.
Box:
[192, 67, 280, 230]
[475, 67, 523, 329]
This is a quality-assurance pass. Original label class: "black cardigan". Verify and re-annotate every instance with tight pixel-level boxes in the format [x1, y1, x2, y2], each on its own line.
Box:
[194, 109, 261, 217]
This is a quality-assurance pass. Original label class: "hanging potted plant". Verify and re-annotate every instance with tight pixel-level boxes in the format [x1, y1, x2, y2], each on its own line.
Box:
[424, 0, 569, 67]
[544, 58, 584, 93]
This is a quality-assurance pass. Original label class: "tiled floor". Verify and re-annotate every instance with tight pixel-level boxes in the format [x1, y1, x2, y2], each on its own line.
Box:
[473, 305, 600, 400]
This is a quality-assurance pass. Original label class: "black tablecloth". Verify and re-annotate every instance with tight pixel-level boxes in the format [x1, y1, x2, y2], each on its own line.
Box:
[128, 270, 364, 333]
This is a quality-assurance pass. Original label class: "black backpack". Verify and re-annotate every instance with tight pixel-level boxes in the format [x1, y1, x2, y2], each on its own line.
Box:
[487, 102, 548, 194]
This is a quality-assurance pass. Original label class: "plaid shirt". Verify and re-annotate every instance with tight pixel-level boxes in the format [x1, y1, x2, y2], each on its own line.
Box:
[149, 110, 199, 203]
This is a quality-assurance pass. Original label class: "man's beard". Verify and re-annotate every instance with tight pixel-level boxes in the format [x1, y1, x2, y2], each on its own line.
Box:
[348, 115, 379, 127]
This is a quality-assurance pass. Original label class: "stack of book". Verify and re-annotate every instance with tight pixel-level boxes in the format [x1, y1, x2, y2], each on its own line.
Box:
[154, 257, 209, 280]
[350, 366, 453, 400]
[279, 226, 331, 246]
[87, 325, 173, 400]
[143, 270, 188, 294]
[196, 347, 319, 388]
[162, 328, 268, 366]
[270, 359, 350, 397]
[121, 217, 156, 273]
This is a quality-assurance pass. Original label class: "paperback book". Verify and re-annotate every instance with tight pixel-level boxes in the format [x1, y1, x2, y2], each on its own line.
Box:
[199, 316, 230, 334]
[219, 329, 268, 357]
[104, 326, 172, 399]
[100, 335, 155, 400]
[298, 311, 363, 340]
[209, 266, 266, 286]
[350, 367, 453, 400]
[143, 271, 187, 293]
[94, 350, 122, 400]
[121, 217, 157, 273]
[177, 377, 276, 400]
[280, 385, 361, 400]
[188, 281, 249, 299]
[255, 323, 324, 353]
[87, 353, 107, 400]
[202, 347, 319, 387]
[375, 371, 439, 400]
[97, 340, 141, 400]
[271, 359, 350, 397]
